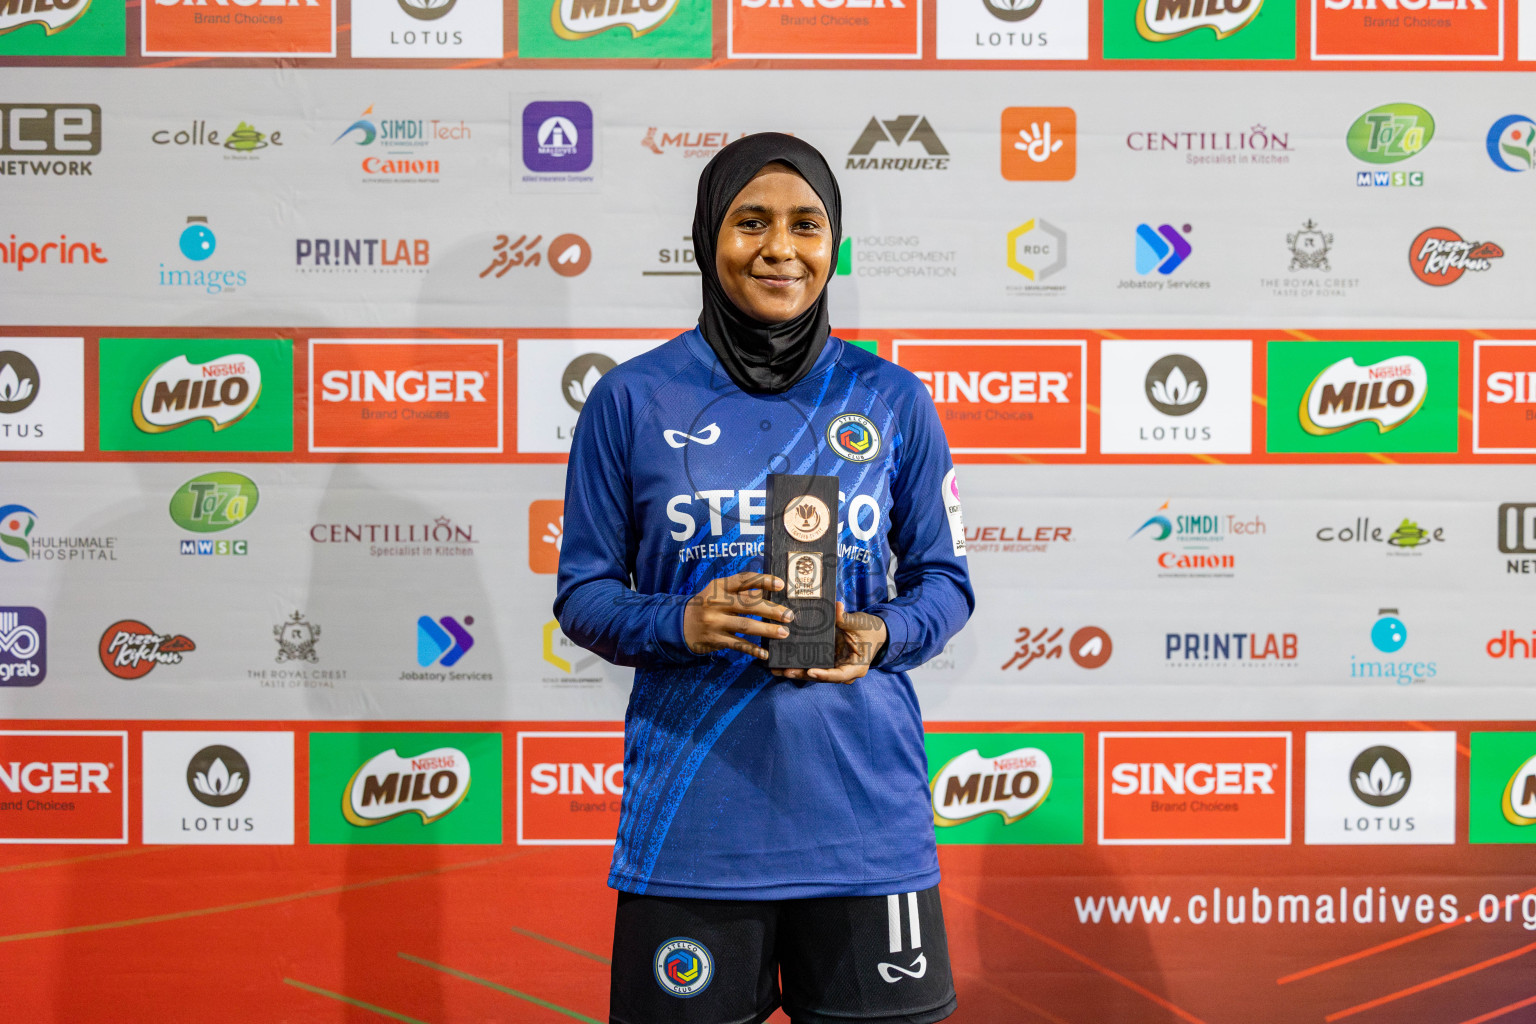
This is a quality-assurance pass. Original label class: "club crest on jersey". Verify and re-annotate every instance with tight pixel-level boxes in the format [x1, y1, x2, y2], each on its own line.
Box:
[654, 937, 713, 998]
[828, 412, 881, 463]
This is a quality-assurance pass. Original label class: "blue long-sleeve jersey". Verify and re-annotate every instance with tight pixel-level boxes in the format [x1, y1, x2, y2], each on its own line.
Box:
[555, 329, 974, 899]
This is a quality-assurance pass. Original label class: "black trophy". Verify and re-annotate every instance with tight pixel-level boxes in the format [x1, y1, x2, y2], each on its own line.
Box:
[765, 473, 839, 670]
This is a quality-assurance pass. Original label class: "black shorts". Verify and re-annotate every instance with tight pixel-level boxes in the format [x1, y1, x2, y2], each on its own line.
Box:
[610, 886, 956, 1024]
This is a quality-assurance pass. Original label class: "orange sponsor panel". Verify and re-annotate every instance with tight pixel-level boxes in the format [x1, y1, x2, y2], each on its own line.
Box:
[0, 731, 127, 843]
[1099, 732, 1291, 845]
[1000, 107, 1077, 182]
[142, 0, 335, 56]
[1474, 342, 1536, 453]
[528, 500, 564, 574]
[893, 340, 1085, 453]
[1312, 0, 1502, 59]
[517, 732, 624, 845]
[309, 339, 503, 453]
[728, 0, 922, 58]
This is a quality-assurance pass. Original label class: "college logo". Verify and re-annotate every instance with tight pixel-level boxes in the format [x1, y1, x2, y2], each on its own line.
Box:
[654, 938, 713, 998]
[518, 338, 666, 453]
[143, 0, 335, 56]
[730, 0, 920, 58]
[1487, 115, 1536, 172]
[894, 340, 1085, 454]
[1134, 223, 1191, 275]
[151, 120, 283, 153]
[0, 103, 100, 175]
[1001, 107, 1075, 181]
[827, 412, 881, 463]
[927, 734, 1084, 845]
[518, 0, 709, 57]
[309, 732, 502, 844]
[1474, 342, 1536, 453]
[1099, 732, 1291, 844]
[0, 337, 85, 451]
[417, 614, 474, 668]
[1305, 732, 1456, 844]
[0, 607, 45, 686]
[1266, 341, 1458, 453]
[1002, 626, 1112, 670]
[1408, 228, 1502, 286]
[1104, 0, 1293, 56]
[1469, 733, 1536, 842]
[846, 116, 950, 171]
[1347, 104, 1433, 178]
[141, 731, 295, 844]
[310, 339, 502, 453]
[1315, 515, 1444, 553]
[1351, 608, 1437, 686]
[1314, 0, 1502, 59]
[517, 731, 624, 844]
[0, 731, 127, 843]
[99, 620, 195, 679]
[350, 0, 502, 57]
[0, 0, 124, 55]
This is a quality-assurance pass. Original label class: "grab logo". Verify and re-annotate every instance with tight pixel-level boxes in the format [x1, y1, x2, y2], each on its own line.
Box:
[892, 340, 1085, 454]
[0, 731, 127, 843]
[309, 339, 502, 453]
[1099, 731, 1292, 845]
[1474, 341, 1536, 454]
[728, 0, 921, 58]
[516, 731, 623, 845]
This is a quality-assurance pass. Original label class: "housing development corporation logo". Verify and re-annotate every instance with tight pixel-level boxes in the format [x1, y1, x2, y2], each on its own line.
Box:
[0, 607, 46, 686]
[0, 731, 127, 843]
[1408, 228, 1503, 286]
[1100, 732, 1292, 844]
[309, 732, 502, 844]
[1314, 0, 1501, 60]
[846, 116, 950, 172]
[1267, 341, 1457, 453]
[1304, 732, 1456, 844]
[98, 620, 195, 679]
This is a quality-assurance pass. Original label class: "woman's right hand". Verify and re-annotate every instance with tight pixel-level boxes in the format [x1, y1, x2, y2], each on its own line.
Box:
[683, 572, 794, 660]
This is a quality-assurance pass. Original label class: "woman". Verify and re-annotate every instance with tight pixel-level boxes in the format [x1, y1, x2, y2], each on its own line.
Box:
[555, 133, 974, 1024]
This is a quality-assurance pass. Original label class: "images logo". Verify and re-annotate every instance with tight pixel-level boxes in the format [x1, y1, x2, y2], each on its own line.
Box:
[1474, 342, 1536, 454]
[1350, 608, 1437, 686]
[517, 731, 624, 844]
[1001, 107, 1076, 181]
[0, 608, 45, 685]
[1488, 115, 1536, 172]
[159, 216, 247, 295]
[1469, 733, 1536, 843]
[1347, 104, 1433, 164]
[1315, 0, 1501, 60]
[1100, 732, 1292, 844]
[1135, 223, 1191, 275]
[0, 503, 36, 562]
[0, 0, 125, 55]
[0, 731, 127, 843]
[529, 500, 563, 574]
[417, 614, 474, 667]
[1137, 0, 1260, 40]
[1266, 341, 1458, 453]
[143, 0, 335, 56]
[309, 732, 502, 844]
[654, 938, 713, 998]
[98, 620, 195, 679]
[1305, 731, 1456, 845]
[846, 116, 950, 171]
[1409, 228, 1502, 286]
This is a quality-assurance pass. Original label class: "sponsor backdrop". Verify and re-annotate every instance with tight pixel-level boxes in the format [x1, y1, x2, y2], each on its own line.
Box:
[4, 5, 1536, 1023]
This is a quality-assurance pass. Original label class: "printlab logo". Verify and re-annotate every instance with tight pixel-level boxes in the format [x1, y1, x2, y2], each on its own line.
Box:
[1487, 115, 1536, 172]
[1135, 223, 1191, 275]
[1350, 608, 1437, 686]
[418, 614, 474, 667]
[1003, 625, 1112, 669]
[1000, 107, 1075, 181]
[309, 732, 502, 844]
[274, 611, 320, 664]
[846, 116, 950, 171]
[1164, 630, 1297, 668]
[159, 216, 247, 295]
[99, 620, 195, 679]
[1349, 104, 1432, 187]
[0, 607, 46, 686]
[0, 103, 100, 175]
[481, 233, 591, 278]
[529, 500, 564, 574]
[187, 744, 248, 808]
[1409, 228, 1502, 286]
[521, 101, 593, 176]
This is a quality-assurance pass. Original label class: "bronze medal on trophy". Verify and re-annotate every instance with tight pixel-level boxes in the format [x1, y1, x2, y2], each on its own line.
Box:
[765, 473, 839, 669]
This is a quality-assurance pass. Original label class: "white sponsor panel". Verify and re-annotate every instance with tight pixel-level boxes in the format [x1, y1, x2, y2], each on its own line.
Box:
[516, 337, 668, 453]
[1099, 340, 1253, 454]
[935, 0, 1088, 60]
[350, 0, 505, 58]
[141, 731, 295, 845]
[0, 338, 85, 452]
[1304, 731, 1456, 845]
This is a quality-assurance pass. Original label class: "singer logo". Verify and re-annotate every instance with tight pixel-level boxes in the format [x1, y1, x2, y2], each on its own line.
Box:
[143, 0, 335, 56]
[729, 0, 920, 58]
[309, 339, 502, 453]
[892, 340, 1085, 454]
[1313, 0, 1501, 60]
[0, 731, 127, 843]
[1475, 342, 1536, 453]
[517, 731, 624, 845]
[1099, 732, 1292, 844]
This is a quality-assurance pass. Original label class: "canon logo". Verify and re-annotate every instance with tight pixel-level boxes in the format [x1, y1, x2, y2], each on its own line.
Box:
[529, 761, 622, 796]
[320, 369, 486, 403]
[0, 760, 110, 793]
[1110, 761, 1274, 796]
[914, 370, 1069, 405]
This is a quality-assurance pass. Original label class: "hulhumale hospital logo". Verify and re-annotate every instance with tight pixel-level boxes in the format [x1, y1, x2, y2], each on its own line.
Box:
[1487, 116, 1536, 172]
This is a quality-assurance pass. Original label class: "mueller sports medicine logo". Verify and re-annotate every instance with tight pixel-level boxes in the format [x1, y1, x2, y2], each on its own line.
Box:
[0, 607, 45, 685]
[0, 731, 127, 843]
[846, 116, 949, 171]
[1136, 0, 1261, 40]
[0, 104, 99, 177]
[98, 620, 195, 679]
[1315, 0, 1501, 60]
[1100, 732, 1292, 845]
[932, 746, 1052, 826]
[133, 353, 261, 434]
[552, 0, 679, 39]
[1409, 228, 1502, 286]
[642, 128, 744, 159]
[1300, 354, 1426, 435]
[342, 746, 471, 826]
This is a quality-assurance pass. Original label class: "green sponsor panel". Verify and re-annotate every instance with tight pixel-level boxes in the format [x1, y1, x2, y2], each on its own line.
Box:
[98, 337, 293, 452]
[517, 0, 711, 58]
[308, 732, 503, 845]
[926, 732, 1084, 845]
[0, 0, 127, 55]
[846, 340, 879, 356]
[1102, 0, 1295, 59]
[1265, 340, 1459, 454]
[1469, 732, 1536, 845]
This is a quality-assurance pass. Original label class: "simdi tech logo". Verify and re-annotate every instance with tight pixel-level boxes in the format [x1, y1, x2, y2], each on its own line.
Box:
[1474, 341, 1536, 454]
[925, 733, 1084, 845]
[1102, 0, 1294, 57]
[309, 732, 502, 844]
[1265, 341, 1458, 454]
[517, 731, 624, 844]
[0, 0, 125, 54]
[1313, 0, 1502, 59]
[0, 337, 86, 451]
[934, 0, 1090, 59]
[518, 0, 710, 57]
[142, 0, 335, 56]
[1099, 731, 1292, 845]
[97, 338, 294, 453]
[728, 0, 920, 58]
[0, 731, 127, 843]
[1469, 732, 1536, 843]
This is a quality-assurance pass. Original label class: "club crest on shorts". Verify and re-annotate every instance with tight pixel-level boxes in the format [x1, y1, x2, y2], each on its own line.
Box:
[654, 937, 713, 998]
[827, 412, 881, 463]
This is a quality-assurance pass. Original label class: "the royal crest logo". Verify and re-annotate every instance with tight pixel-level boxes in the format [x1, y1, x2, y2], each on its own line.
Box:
[1300, 355, 1428, 436]
[1287, 220, 1332, 271]
[132, 353, 261, 434]
[827, 412, 881, 463]
[98, 619, 195, 679]
[1409, 227, 1503, 287]
[931, 747, 1053, 826]
[275, 611, 320, 664]
[1137, 0, 1261, 40]
[342, 746, 471, 826]
[552, 0, 678, 39]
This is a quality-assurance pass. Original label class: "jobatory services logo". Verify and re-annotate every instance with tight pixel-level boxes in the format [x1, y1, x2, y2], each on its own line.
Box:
[1129, 500, 1264, 579]
[1305, 732, 1456, 844]
[1164, 629, 1297, 669]
[1487, 115, 1536, 172]
[160, 216, 248, 296]
[98, 620, 196, 679]
[308, 732, 502, 844]
[1313, 0, 1502, 59]
[1474, 342, 1536, 453]
[309, 339, 503, 453]
[845, 116, 950, 172]
[1469, 732, 1536, 843]
[1102, 0, 1294, 56]
[729, 0, 920, 57]
[1100, 732, 1292, 845]
[142, 0, 335, 56]
[1349, 607, 1437, 686]
[1265, 341, 1458, 453]
[1408, 227, 1502, 286]
[482, 233, 591, 278]
[98, 338, 293, 453]
[150, 119, 284, 157]
[517, 338, 667, 453]
[517, 731, 624, 844]
[0, 607, 46, 686]
[1099, 340, 1253, 454]
[170, 470, 258, 555]
[1002, 625, 1112, 670]
[518, 0, 709, 56]
[1001, 107, 1076, 181]
[935, 0, 1090, 58]
[350, 0, 503, 56]
[0, 0, 125, 54]
[0, 731, 127, 843]
[0, 103, 100, 176]
[416, 614, 475, 669]
[893, 340, 1085, 454]
[0, 502, 117, 564]
[140, 732, 295, 844]
[529, 499, 564, 574]
[1133, 222, 1192, 275]
[926, 733, 1084, 844]
[1348, 103, 1432, 187]
[0, 338, 85, 451]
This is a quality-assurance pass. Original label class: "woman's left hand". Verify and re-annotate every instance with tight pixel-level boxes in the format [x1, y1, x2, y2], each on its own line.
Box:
[772, 602, 887, 684]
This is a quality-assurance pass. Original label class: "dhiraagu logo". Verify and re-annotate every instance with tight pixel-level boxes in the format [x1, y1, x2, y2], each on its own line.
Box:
[1470, 733, 1536, 843]
[308, 732, 502, 844]
[925, 732, 1083, 844]
[1266, 341, 1458, 453]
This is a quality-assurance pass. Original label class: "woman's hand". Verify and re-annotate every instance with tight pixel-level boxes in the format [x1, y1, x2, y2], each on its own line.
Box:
[683, 572, 794, 660]
[773, 602, 887, 684]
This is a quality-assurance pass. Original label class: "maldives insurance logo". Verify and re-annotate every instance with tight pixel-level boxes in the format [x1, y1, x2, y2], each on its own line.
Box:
[309, 732, 502, 844]
[1266, 341, 1458, 453]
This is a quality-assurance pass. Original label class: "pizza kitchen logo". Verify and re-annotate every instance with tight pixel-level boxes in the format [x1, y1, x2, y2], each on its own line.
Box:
[1408, 227, 1502, 286]
[98, 620, 195, 679]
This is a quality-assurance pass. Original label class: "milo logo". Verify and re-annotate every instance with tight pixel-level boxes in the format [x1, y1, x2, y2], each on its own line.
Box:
[169, 472, 259, 533]
[342, 746, 471, 826]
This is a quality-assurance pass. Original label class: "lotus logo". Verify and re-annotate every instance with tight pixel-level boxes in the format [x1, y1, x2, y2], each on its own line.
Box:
[1347, 104, 1434, 165]
[397, 0, 456, 19]
[0, 351, 39, 414]
[932, 747, 1053, 826]
[560, 352, 616, 412]
[982, 0, 1043, 21]
[1503, 753, 1536, 826]
[1137, 0, 1262, 41]
[1144, 354, 1207, 416]
[132, 353, 262, 435]
[1350, 745, 1410, 807]
[1300, 356, 1427, 436]
[552, 0, 679, 39]
[187, 745, 249, 808]
[343, 746, 472, 826]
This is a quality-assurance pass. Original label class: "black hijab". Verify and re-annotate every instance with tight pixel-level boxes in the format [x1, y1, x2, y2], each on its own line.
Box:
[693, 133, 842, 395]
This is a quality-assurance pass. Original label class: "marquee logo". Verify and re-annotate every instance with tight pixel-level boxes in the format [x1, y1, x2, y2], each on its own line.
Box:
[132, 353, 261, 434]
[1137, 0, 1261, 40]
[0, 731, 127, 843]
[517, 731, 624, 844]
[1409, 228, 1502, 286]
[1314, 0, 1501, 60]
[924, 733, 1084, 844]
[98, 620, 195, 679]
[846, 116, 950, 171]
[729, 0, 920, 58]
[343, 746, 471, 826]
[310, 732, 502, 844]
[1299, 355, 1427, 435]
[932, 747, 1053, 826]
[143, 0, 335, 56]
[1474, 342, 1536, 453]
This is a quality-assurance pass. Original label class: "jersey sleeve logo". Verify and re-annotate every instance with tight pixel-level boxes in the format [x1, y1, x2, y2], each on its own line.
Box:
[827, 412, 881, 463]
[943, 468, 966, 557]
